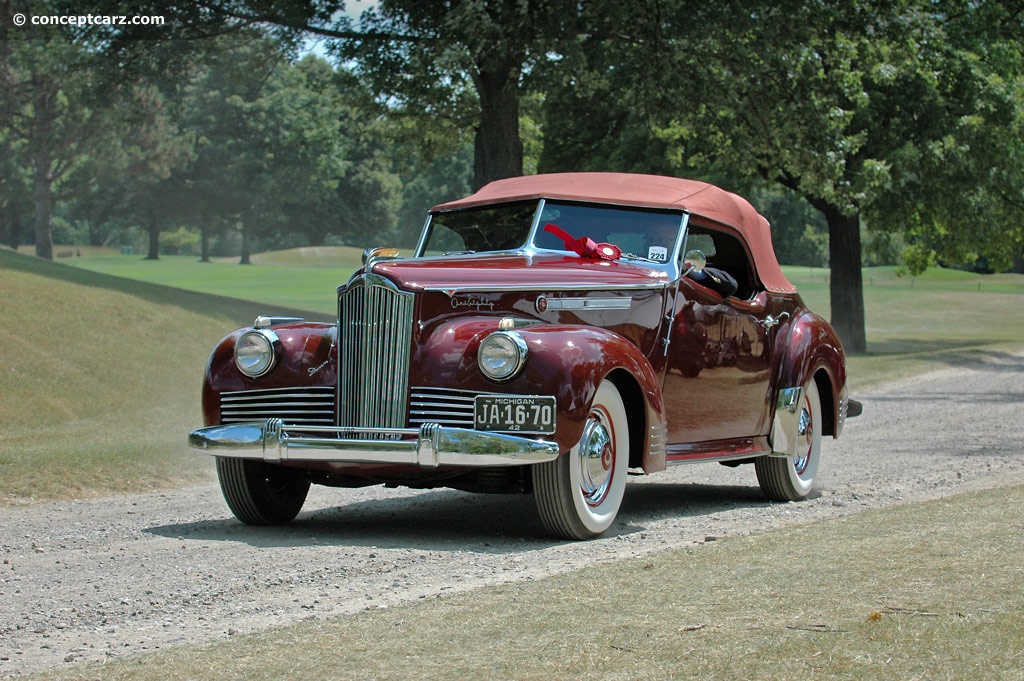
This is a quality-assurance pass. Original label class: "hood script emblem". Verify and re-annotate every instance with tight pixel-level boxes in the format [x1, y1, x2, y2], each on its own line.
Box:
[449, 294, 495, 310]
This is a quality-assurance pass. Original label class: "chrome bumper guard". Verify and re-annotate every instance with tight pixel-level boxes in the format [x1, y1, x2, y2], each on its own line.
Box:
[769, 386, 805, 458]
[189, 418, 560, 468]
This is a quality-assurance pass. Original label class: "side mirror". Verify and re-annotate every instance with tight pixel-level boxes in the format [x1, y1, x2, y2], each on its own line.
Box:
[683, 249, 707, 275]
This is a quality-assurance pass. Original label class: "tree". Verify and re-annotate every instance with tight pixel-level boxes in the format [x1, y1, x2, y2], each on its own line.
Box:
[392, 142, 474, 247]
[217, 0, 575, 189]
[328, 0, 549, 188]
[0, 11, 195, 260]
[95, 0, 567, 192]
[0, 128, 32, 249]
[179, 35, 300, 263]
[664, 0, 1024, 352]
[73, 82, 194, 260]
[539, 0, 1024, 353]
[2, 33, 104, 259]
[865, 1, 1024, 274]
[279, 57, 402, 249]
[179, 36, 402, 260]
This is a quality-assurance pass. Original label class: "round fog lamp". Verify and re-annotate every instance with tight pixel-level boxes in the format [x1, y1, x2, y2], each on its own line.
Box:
[234, 329, 278, 378]
[478, 331, 528, 381]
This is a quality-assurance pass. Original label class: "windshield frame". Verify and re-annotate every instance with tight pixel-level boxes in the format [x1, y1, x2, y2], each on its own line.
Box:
[413, 200, 544, 258]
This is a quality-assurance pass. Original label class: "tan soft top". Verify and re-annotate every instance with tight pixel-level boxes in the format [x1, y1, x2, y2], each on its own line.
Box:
[432, 172, 796, 294]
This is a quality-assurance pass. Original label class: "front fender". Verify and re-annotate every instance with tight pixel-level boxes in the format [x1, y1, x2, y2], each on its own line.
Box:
[201, 322, 337, 426]
[413, 318, 666, 470]
[773, 312, 847, 437]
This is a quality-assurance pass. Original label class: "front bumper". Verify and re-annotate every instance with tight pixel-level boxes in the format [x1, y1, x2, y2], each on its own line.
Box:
[189, 418, 560, 468]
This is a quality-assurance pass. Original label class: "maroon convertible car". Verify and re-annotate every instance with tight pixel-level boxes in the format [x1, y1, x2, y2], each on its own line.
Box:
[190, 172, 858, 540]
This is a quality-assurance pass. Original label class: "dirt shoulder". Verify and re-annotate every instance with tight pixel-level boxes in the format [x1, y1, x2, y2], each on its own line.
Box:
[2, 350, 1023, 677]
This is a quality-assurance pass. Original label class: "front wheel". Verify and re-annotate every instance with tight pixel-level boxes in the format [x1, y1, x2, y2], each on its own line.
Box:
[534, 380, 629, 540]
[216, 457, 310, 525]
[756, 379, 822, 501]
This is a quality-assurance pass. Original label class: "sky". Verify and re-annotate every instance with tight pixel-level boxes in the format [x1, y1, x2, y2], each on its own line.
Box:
[303, 0, 379, 57]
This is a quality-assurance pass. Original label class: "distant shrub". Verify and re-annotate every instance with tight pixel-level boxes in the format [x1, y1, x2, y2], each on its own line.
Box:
[161, 226, 201, 256]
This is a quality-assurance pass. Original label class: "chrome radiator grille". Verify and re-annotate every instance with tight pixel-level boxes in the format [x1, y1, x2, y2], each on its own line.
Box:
[337, 273, 415, 436]
[220, 386, 336, 425]
[409, 387, 479, 428]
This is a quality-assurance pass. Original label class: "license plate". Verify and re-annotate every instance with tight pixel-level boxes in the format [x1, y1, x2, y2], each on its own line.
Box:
[474, 395, 556, 434]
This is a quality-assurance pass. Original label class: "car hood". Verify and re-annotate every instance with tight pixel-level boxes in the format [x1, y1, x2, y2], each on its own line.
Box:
[368, 253, 672, 292]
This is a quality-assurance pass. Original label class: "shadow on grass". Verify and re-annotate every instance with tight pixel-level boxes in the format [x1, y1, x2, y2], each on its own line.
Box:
[145, 480, 776, 552]
[861, 341, 1024, 375]
[0, 248, 319, 322]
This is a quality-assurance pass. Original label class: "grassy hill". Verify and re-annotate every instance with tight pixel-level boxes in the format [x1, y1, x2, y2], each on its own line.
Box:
[0, 249, 319, 504]
[60, 247, 367, 317]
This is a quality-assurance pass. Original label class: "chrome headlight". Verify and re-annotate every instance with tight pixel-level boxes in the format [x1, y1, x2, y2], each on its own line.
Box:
[234, 329, 279, 378]
[478, 331, 528, 381]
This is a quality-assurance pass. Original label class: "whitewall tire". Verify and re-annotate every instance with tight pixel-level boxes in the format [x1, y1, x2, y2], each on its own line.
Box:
[534, 380, 629, 540]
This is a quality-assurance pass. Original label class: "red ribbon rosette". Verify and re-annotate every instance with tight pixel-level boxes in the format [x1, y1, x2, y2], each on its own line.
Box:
[544, 223, 621, 261]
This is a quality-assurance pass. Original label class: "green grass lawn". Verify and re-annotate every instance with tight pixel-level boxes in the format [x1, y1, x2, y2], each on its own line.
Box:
[61, 247, 367, 318]
[0, 249, 320, 503]
[783, 265, 1024, 387]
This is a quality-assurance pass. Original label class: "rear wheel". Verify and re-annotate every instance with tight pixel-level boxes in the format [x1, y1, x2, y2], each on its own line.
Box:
[756, 379, 822, 501]
[216, 457, 310, 525]
[534, 380, 629, 540]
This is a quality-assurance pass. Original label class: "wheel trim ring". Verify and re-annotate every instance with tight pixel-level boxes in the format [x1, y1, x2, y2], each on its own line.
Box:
[578, 407, 616, 508]
[792, 397, 814, 476]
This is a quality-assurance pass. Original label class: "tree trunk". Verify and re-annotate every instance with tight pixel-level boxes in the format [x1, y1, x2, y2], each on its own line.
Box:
[146, 213, 160, 260]
[200, 227, 210, 262]
[472, 61, 524, 190]
[823, 206, 867, 354]
[239, 226, 251, 265]
[31, 82, 55, 260]
[32, 148, 54, 260]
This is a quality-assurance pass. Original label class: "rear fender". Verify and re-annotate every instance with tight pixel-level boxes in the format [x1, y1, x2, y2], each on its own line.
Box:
[773, 312, 847, 439]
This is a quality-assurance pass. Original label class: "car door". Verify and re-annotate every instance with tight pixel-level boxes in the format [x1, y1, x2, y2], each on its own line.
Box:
[661, 231, 774, 448]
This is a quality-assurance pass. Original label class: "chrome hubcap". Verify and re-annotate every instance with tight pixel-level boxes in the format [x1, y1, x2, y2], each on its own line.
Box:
[793, 403, 813, 474]
[579, 417, 614, 506]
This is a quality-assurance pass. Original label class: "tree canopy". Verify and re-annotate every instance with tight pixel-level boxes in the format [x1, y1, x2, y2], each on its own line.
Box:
[1, 0, 1021, 352]
[536, 0, 1024, 351]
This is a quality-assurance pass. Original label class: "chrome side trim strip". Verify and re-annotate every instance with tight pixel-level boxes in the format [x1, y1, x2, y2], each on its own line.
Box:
[189, 419, 560, 468]
[542, 297, 633, 310]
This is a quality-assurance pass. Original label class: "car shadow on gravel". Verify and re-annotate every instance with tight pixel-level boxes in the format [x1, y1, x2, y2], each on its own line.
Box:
[620, 481, 778, 522]
[145, 482, 778, 551]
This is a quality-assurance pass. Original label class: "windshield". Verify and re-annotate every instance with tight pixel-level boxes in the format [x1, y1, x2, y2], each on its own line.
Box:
[534, 202, 685, 265]
[419, 201, 538, 255]
[418, 199, 686, 268]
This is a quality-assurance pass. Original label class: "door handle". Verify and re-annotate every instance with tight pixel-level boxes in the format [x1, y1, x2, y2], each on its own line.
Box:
[761, 312, 790, 328]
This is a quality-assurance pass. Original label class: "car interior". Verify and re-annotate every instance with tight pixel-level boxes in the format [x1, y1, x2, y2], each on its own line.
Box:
[684, 225, 760, 300]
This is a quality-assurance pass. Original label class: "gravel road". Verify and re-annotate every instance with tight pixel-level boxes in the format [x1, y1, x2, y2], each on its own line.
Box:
[2, 350, 1023, 677]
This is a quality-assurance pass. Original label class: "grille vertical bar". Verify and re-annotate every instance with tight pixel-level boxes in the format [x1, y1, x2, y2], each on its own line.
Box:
[338, 273, 415, 438]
